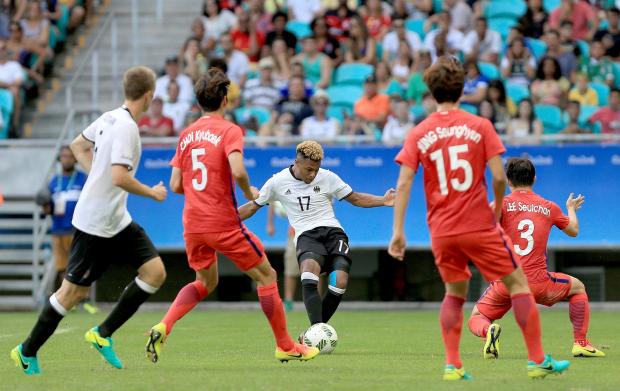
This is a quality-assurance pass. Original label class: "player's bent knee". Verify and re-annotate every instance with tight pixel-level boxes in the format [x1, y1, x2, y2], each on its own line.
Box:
[301, 271, 320, 286]
[570, 277, 586, 294]
[139, 257, 167, 287]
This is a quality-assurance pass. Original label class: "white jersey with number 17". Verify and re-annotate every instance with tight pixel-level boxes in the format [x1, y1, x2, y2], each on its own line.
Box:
[255, 167, 352, 242]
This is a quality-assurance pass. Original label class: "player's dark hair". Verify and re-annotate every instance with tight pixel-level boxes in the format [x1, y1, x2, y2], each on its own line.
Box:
[423, 56, 464, 104]
[123, 66, 156, 101]
[195, 67, 230, 112]
[505, 158, 535, 187]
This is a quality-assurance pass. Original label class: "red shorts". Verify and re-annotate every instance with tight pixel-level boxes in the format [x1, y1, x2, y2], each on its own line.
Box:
[431, 226, 519, 283]
[184, 226, 265, 272]
[476, 272, 573, 320]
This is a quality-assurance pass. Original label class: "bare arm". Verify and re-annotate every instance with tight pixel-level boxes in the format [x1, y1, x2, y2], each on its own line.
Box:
[70, 133, 94, 173]
[228, 151, 259, 200]
[111, 165, 167, 201]
[388, 165, 415, 261]
[238, 200, 262, 221]
[169, 167, 184, 194]
[344, 188, 395, 208]
[563, 193, 585, 237]
[317, 56, 333, 89]
[487, 155, 507, 221]
[267, 203, 276, 236]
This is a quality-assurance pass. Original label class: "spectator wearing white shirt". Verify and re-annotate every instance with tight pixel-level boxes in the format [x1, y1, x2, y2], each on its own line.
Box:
[423, 11, 464, 62]
[218, 32, 249, 88]
[242, 57, 282, 110]
[287, 0, 322, 24]
[202, 0, 237, 42]
[0, 40, 23, 132]
[154, 56, 195, 104]
[463, 17, 501, 64]
[382, 99, 413, 145]
[443, 0, 473, 33]
[381, 17, 422, 62]
[300, 90, 340, 141]
[162, 80, 190, 134]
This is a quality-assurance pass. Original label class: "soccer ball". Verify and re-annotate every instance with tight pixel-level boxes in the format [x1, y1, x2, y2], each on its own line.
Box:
[300, 323, 338, 354]
[272, 200, 287, 217]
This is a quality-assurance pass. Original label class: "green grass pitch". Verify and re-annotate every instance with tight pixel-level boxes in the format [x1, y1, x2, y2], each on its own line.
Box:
[0, 309, 616, 390]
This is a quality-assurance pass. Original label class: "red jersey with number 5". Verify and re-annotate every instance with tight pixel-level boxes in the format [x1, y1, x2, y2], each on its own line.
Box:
[170, 115, 244, 233]
[396, 109, 505, 237]
[500, 190, 569, 282]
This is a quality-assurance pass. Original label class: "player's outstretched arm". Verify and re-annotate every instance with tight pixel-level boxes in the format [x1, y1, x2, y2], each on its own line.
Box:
[344, 188, 396, 208]
[228, 152, 259, 200]
[388, 165, 415, 261]
[70, 133, 94, 173]
[563, 192, 585, 237]
[238, 201, 261, 221]
[487, 155, 507, 221]
[111, 165, 167, 201]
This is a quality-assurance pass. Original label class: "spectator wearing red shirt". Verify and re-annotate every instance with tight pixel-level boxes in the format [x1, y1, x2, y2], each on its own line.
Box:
[138, 96, 174, 137]
[363, 0, 391, 39]
[325, 0, 357, 42]
[590, 89, 620, 134]
[549, 0, 598, 41]
[230, 9, 265, 62]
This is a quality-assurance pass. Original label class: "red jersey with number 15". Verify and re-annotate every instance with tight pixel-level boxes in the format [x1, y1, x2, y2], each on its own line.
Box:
[170, 115, 244, 234]
[396, 109, 505, 237]
[501, 190, 569, 282]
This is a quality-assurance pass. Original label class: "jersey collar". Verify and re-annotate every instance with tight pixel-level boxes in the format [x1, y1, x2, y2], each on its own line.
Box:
[289, 165, 304, 181]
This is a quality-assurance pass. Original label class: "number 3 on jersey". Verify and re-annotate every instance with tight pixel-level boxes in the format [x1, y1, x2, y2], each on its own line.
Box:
[429, 144, 473, 195]
[192, 148, 207, 191]
[515, 219, 535, 256]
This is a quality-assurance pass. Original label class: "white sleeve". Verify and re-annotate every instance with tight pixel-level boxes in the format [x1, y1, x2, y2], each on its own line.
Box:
[81, 117, 99, 143]
[461, 32, 474, 55]
[255, 176, 276, 206]
[490, 31, 502, 54]
[111, 123, 139, 171]
[327, 171, 353, 200]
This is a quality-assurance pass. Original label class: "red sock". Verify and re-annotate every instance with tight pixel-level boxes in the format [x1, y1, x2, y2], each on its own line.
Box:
[257, 283, 295, 351]
[439, 295, 465, 368]
[569, 293, 590, 342]
[162, 280, 209, 334]
[467, 313, 491, 338]
[511, 293, 545, 363]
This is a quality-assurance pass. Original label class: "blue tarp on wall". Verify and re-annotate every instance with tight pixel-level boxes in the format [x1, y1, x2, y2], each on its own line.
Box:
[128, 145, 620, 250]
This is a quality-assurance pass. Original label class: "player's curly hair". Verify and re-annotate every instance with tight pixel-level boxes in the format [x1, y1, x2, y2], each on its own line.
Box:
[195, 67, 230, 112]
[296, 140, 323, 161]
[423, 56, 464, 104]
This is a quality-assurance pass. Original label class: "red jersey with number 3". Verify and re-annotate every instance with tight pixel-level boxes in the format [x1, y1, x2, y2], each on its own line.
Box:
[500, 190, 569, 282]
[170, 115, 244, 233]
[396, 109, 506, 237]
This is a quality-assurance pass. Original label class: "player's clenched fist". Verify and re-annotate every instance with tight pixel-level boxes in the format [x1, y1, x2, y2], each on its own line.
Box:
[151, 181, 168, 202]
[388, 233, 406, 261]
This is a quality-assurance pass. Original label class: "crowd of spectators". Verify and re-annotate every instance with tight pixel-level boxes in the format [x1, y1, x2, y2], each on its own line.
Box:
[0, 0, 92, 139]
[139, 0, 620, 145]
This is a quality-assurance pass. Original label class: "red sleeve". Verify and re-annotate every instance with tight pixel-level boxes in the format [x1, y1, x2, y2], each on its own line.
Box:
[482, 119, 506, 160]
[548, 10, 560, 28]
[224, 125, 244, 156]
[395, 131, 419, 171]
[550, 202, 570, 230]
[170, 142, 182, 168]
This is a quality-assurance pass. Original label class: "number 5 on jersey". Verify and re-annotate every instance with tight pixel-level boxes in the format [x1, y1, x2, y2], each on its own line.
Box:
[192, 148, 207, 191]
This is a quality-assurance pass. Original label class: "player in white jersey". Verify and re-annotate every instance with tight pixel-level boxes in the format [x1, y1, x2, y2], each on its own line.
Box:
[239, 141, 395, 327]
[11, 66, 168, 376]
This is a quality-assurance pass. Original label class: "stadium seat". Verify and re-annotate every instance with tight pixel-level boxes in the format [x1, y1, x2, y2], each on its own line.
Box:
[576, 40, 590, 58]
[562, 105, 598, 129]
[405, 19, 425, 40]
[57, 4, 70, 43]
[485, 1, 526, 20]
[460, 104, 478, 115]
[543, 0, 560, 13]
[0, 89, 13, 139]
[433, 0, 442, 12]
[333, 63, 374, 86]
[590, 82, 610, 107]
[327, 105, 352, 123]
[234, 106, 271, 127]
[613, 62, 620, 89]
[376, 42, 383, 61]
[591, 121, 602, 134]
[478, 62, 500, 80]
[506, 82, 530, 104]
[410, 104, 426, 120]
[327, 85, 364, 107]
[527, 38, 548, 61]
[488, 17, 518, 40]
[286, 21, 312, 40]
[534, 104, 564, 133]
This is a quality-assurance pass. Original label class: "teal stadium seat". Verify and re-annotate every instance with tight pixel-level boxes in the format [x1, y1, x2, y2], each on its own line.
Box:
[590, 82, 610, 106]
[543, 0, 561, 13]
[506, 81, 531, 104]
[333, 63, 374, 86]
[460, 104, 478, 115]
[613, 62, 620, 89]
[478, 62, 500, 80]
[527, 38, 548, 61]
[433, 0, 442, 12]
[485, 1, 526, 19]
[327, 105, 352, 123]
[57, 4, 71, 43]
[405, 19, 425, 40]
[488, 17, 518, 41]
[326, 85, 364, 107]
[561, 104, 598, 130]
[0, 89, 14, 139]
[234, 106, 271, 127]
[286, 21, 312, 40]
[410, 104, 426, 120]
[576, 40, 589, 58]
[534, 104, 564, 133]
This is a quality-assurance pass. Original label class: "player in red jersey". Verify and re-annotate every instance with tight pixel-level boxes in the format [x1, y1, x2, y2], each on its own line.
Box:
[145, 68, 319, 363]
[388, 57, 570, 380]
[468, 157, 605, 358]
